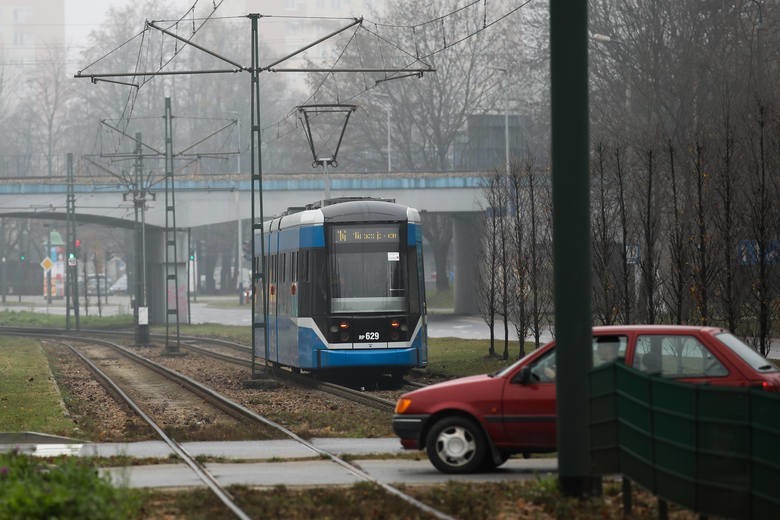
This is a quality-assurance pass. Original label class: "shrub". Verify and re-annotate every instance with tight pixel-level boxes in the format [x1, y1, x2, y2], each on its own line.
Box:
[0, 451, 141, 520]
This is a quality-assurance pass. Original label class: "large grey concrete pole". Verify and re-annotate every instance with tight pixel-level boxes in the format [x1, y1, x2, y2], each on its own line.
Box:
[550, 0, 593, 496]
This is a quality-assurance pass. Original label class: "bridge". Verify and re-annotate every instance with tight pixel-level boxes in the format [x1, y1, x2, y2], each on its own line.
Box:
[0, 171, 489, 320]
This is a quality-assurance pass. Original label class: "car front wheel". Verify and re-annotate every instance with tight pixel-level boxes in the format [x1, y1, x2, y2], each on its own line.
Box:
[425, 416, 487, 474]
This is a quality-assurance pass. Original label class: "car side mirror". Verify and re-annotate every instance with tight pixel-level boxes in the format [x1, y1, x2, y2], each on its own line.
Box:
[513, 366, 532, 385]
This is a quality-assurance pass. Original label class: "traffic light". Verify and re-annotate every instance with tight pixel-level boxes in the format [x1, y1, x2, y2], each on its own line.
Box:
[19, 252, 25, 262]
[189, 250, 195, 261]
[74, 239, 81, 258]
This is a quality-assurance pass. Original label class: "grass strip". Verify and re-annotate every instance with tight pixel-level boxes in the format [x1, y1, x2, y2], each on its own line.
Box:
[0, 337, 76, 436]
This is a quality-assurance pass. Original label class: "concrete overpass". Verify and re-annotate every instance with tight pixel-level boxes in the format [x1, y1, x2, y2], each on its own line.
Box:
[0, 171, 489, 319]
[0, 172, 486, 226]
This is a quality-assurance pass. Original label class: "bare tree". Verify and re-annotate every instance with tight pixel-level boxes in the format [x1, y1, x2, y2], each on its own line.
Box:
[613, 147, 635, 324]
[637, 149, 661, 323]
[24, 45, 74, 178]
[477, 173, 502, 356]
[527, 163, 553, 348]
[745, 105, 778, 356]
[508, 159, 531, 358]
[690, 143, 717, 325]
[663, 140, 692, 324]
[591, 142, 620, 325]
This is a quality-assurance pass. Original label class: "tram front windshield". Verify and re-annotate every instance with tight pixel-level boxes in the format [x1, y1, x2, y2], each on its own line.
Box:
[329, 223, 406, 312]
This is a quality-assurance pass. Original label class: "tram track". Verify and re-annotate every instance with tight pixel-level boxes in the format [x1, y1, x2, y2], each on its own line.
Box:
[0, 326, 410, 413]
[3, 327, 454, 520]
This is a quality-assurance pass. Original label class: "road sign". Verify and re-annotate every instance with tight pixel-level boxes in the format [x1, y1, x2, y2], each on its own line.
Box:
[40, 257, 53, 271]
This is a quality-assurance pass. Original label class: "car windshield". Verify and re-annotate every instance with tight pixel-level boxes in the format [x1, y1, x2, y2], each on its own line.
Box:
[715, 333, 778, 372]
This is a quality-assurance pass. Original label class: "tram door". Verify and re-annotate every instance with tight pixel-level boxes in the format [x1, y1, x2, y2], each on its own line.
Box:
[267, 245, 280, 365]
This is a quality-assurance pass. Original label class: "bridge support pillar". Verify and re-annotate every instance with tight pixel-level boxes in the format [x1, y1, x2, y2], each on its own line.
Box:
[147, 229, 190, 325]
[452, 212, 481, 315]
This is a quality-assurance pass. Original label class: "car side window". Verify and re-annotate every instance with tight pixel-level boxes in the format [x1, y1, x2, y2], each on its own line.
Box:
[529, 348, 557, 383]
[592, 335, 628, 367]
[632, 335, 728, 378]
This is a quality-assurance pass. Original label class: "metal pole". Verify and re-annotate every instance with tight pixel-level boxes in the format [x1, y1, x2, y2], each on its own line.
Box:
[551, 0, 593, 497]
[1, 257, 6, 304]
[46, 229, 52, 304]
[387, 107, 391, 172]
[249, 13, 269, 379]
[134, 132, 150, 345]
[504, 82, 509, 175]
[324, 160, 331, 200]
[187, 227, 192, 324]
[235, 189, 241, 291]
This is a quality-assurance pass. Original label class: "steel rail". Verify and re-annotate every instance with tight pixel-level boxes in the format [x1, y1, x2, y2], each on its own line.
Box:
[10, 328, 453, 520]
[61, 340, 252, 520]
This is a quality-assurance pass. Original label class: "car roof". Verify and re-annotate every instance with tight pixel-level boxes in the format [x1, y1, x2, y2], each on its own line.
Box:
[592, 324, 726, 335]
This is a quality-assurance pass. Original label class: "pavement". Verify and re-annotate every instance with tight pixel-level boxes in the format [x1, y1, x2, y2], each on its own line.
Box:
[0, 432, 557, 488]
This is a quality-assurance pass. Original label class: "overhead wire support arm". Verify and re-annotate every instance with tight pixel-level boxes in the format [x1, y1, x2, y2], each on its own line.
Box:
[269, 67, 434, 74]
[264, 17, 363, 70]
[146, 20, 246, 70]
[91, 77, 139, 88]
[100, 119, 165, 156]
[75, 68, 242, 80]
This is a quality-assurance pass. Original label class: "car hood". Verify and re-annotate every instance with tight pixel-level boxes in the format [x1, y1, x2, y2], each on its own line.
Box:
[402, 373, 496, 402]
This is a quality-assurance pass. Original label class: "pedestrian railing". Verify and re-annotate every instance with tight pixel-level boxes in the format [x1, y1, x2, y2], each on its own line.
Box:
[590, 361, 780, 519]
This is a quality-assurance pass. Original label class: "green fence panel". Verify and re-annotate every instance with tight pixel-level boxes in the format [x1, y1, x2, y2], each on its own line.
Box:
[652, 377, 697, 501]
[750, 390, 780, 516]
[615, 367, 655, 492]
[590, 361, 780, 519]
[589, 363, 619, 474]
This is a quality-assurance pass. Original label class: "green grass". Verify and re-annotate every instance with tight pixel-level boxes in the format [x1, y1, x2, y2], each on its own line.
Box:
[0, 309, 134, 329]
[0, 337, 78, 435]
[426, 336, 535, 377]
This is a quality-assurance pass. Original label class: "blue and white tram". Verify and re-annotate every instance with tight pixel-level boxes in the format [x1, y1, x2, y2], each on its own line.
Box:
[254, 198, 428, 378]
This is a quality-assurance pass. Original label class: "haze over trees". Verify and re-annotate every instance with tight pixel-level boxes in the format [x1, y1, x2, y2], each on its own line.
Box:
[0, 1, 776, 352]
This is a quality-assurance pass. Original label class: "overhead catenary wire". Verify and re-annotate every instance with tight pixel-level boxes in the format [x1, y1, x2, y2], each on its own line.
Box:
[77, 1, 533, 163]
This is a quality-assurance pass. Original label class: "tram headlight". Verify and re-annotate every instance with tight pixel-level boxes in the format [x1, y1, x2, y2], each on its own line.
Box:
[330, 321, 350, 333]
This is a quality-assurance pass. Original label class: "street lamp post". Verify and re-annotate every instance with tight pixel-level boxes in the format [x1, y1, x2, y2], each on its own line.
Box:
[386, 106, 391, 172]
[1, 257, 6, 304]
[490, 66, 510, 174]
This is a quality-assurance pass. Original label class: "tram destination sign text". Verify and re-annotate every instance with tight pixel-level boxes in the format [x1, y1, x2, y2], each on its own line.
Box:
[334, 225, 399, 244]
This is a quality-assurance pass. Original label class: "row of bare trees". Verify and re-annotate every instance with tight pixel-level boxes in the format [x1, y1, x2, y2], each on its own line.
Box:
[591, 107, 780, 356]
[479, 102, 779, 357]
[476, 1, 780, 357]
[478, 161, 553, 360]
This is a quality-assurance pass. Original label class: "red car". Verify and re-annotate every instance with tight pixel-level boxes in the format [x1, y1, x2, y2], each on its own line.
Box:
[392, 325, 780, 473]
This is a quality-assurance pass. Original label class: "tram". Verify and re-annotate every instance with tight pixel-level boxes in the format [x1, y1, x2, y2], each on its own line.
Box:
[253, 197, 428, 379]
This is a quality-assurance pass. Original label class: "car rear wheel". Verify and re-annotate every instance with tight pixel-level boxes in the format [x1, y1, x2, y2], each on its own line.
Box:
[425, 416, 487, 474]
